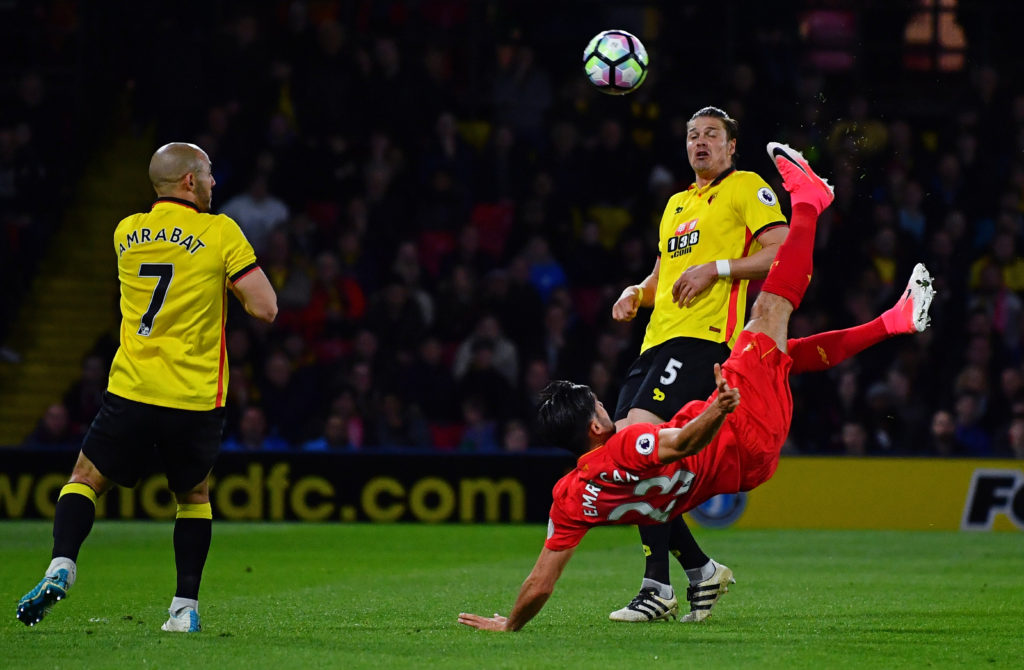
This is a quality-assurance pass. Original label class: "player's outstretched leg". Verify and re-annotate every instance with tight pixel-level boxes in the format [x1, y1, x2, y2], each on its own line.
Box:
[680, 560, 736, 623]
[766, 142, 835, 213]
[881, 263, 935, 335]
[787, 263, 935, 373]
[749, 141, 833, 343]
[16, 563, 73, 626]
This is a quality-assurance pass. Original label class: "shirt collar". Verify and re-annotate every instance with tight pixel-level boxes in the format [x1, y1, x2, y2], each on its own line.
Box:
[151, 197, 200, 212]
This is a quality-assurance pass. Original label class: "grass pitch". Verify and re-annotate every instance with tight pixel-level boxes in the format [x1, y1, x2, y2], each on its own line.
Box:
[1, 522, 1022, 669]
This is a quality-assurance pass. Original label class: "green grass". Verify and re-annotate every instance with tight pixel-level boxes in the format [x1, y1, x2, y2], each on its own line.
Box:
[1, 522, 1022, 669]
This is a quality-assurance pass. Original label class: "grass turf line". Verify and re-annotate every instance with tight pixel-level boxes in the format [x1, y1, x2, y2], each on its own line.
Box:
[1, 522, 1022, 669]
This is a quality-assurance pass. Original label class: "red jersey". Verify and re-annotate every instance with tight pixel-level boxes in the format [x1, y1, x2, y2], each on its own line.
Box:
[545, 331, 792, 551]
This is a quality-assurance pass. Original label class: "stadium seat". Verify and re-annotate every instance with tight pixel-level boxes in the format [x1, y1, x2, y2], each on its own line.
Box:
[418, 230, 457, 278]
[571, 287, 606, 326]
[429, 422, 465, 450]
[470, 202, 515, 259]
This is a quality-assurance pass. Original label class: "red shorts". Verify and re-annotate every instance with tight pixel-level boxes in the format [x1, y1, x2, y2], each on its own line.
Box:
[716, 331, 793, 491]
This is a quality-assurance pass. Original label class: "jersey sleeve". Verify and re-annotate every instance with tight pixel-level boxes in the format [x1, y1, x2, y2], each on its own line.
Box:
[605, 423, 664, 471]
[737, 173, 787, 240]
[219, 215, 259, 281]
[544, 513, 588, 551]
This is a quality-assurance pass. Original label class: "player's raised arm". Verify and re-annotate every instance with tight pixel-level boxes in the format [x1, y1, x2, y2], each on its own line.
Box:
[458, 546, 576, 632]
[231, 268, 278, 323]
[612, 257, 659, 322]
[656, 363, 739, 463]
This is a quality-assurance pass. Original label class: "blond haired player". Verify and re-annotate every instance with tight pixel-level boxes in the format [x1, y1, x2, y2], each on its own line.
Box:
[607, 107, 787, 623]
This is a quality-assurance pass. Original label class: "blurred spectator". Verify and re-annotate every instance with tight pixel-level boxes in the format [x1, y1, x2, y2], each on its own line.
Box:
[452, 314, 519, 387]
[390, 240, 435, 327]
[262, 228, 313, 322]
[22, 404, 74, 449]
[539, 301, 579, 379]
[1005, 418, 1024, 460]
[458, 396, 500, 453]
[222, 407, 290, 452]
[364, 275, 428, 356]
[828, 95, 888, 158]
[219, 174, 290, 256]
[456, 338, 514, 423]
[953, 393, 993, 457]
[62, 354, 107, 436]
[417, 166, 471, 234]
[433, 264, 483, 343]
[403, 334, 458, 422]
[516, 357, 552, 426]
[476, 124, 530, 201]
[896, 180, 927, 244]
[970, 262, 1024, 359]
[584, 117, 642, 209]
[587, 360, 616, 411]
[520, 236, 569, 305]
[301, 251, 367, 342]
[925, 409, 967, 457]
[336, 222, 378, 292]
[481, 262, 545, 355]
[326, 387, 365, 449]
[301, 414, 356, 452]
[969, 231, 1024, 292]
[345, 361, 380, 441]
[838, 420, 873, 456]
[257, 351, 316, 445]
[991, 366, 1024, 432]
[501, 419, 531, 453]
[419, 112, 474, 199]
[375, 392, 431, 448]
[490, 38, 552, 150]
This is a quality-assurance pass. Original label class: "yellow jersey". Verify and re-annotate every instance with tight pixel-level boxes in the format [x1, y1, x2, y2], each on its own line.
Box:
[641, 169, 786, 352]
[107, 198, 258, 410]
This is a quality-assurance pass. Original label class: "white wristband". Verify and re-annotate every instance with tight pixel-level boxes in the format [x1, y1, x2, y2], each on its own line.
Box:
[715, 259, 732, 278]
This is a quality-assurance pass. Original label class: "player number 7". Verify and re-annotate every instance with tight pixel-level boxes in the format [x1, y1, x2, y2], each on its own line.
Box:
[137, 263, 174, 336]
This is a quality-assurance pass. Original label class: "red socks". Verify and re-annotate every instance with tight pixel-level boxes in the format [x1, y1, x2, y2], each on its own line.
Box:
[787, 317, 890, 373]
[760, 202, 817, 310]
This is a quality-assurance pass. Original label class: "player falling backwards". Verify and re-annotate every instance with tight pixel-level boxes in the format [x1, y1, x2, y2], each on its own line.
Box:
[458, 142, 936, 632]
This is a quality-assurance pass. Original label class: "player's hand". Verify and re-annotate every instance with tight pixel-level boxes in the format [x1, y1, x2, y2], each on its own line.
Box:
[672, 263, 718, 307]
[713, 363, 740, 414]
[612, 285, 642, 322]
[458, 612, 509, 631]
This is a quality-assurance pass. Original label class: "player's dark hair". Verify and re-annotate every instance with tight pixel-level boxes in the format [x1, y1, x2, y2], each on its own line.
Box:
[535, 381, 596, 454]
[689, 106, 739, 142]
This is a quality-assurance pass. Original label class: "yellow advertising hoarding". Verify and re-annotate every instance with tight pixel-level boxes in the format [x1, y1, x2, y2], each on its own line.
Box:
[705, 457, 1024, 531]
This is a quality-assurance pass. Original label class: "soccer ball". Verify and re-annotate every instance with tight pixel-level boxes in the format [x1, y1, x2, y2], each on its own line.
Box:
[582, 30, 649, 95]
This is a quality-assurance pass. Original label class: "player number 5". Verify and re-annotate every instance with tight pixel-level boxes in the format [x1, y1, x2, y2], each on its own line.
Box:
[137, 263, 174, 336]
[660, 358, 683, 385]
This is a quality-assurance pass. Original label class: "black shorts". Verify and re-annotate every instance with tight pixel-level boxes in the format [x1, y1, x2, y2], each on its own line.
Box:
[81, 392, 225, 492]
[614, 337, 731, 421]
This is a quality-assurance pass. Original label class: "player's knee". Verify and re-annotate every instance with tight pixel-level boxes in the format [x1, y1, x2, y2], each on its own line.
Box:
[68, 457, 113, 496]
[750, 293, 793, 323]
[175, 479, 211, 505]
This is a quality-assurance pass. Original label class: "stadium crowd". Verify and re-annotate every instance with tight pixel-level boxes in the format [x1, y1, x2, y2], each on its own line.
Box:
[6, 1, 1024, 458]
